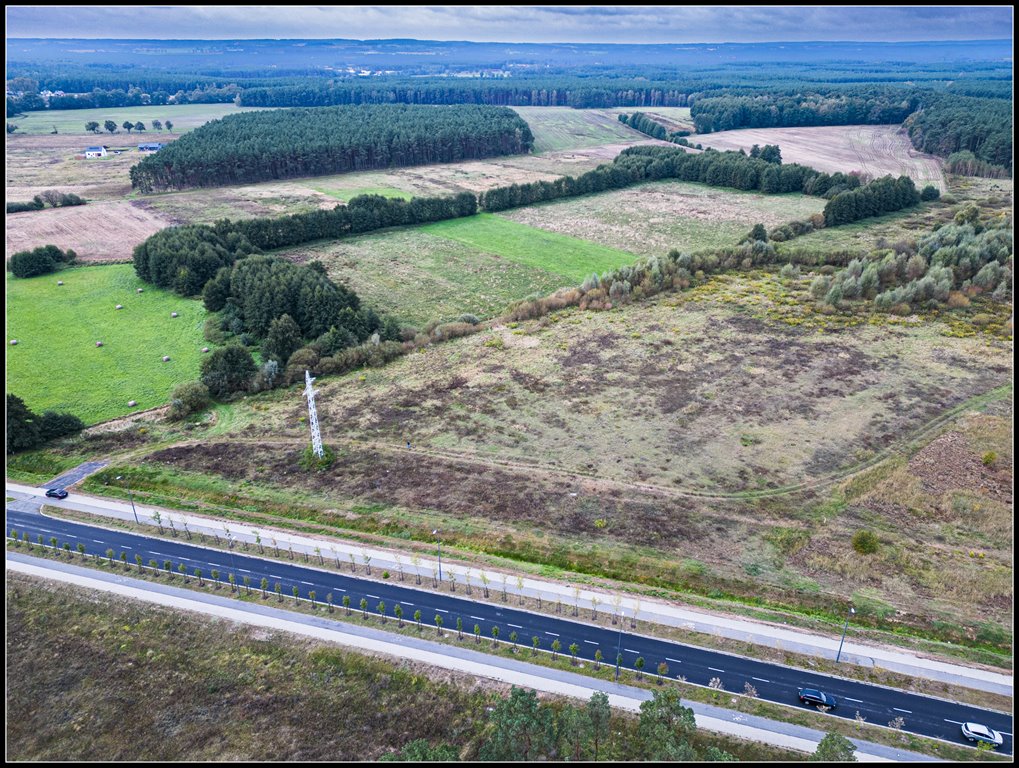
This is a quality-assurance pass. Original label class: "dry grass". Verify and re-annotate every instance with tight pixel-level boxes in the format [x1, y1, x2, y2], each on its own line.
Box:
[6, 200, 173, 261]
[694, 125, 945, 191]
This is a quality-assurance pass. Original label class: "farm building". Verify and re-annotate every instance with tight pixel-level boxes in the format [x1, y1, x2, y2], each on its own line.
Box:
[84, 146, 107, 159]
[137, 143, 164, 152]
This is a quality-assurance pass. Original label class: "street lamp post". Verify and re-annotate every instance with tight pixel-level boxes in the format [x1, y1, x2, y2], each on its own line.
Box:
[432, 529, 442, 583]
[116, 475, 140, 525]
[614, 612, 624, 681]
[835, 606, 856, 663]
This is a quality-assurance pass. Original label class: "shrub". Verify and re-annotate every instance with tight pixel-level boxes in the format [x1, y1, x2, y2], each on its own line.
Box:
[982, 451, 997, 467]
[9, 245, 72, 278]
[919, 185, 941, 202]
[167, 380, 211, 420]
[457, 313, 481, 325]
[37, 411, 85, 441]
[851, 529, 879, 554]
[200, 344, 256, 398]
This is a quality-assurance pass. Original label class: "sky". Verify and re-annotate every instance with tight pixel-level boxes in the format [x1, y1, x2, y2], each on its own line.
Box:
[5, 5, 1014, 44]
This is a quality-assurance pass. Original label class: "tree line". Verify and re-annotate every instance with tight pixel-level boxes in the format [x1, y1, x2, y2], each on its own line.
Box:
[7, 394, 84, 454]
[128, 104, 534, 192]
[822, 175, 925, 226]
[9, 245, 77, 278]
[689, 89, 921, 132]
[904, 93, 1012, 173]
[7, 190, 85, 214]
[617, 111, 691, 143]
[133, 191, 478, 297]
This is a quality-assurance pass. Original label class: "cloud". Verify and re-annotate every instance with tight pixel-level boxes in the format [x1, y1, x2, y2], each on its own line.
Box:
[5, 5, 1013, 42]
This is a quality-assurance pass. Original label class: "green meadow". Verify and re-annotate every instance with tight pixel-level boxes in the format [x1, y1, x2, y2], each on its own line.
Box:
[423, 213, 639, 281]
[6, 265, 207, 424]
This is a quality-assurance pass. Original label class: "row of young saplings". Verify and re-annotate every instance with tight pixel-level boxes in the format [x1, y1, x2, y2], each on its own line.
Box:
[11, 529, 687, 684]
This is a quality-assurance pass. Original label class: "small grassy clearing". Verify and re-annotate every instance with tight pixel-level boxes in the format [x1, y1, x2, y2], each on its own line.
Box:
[6, 103, 272, 135]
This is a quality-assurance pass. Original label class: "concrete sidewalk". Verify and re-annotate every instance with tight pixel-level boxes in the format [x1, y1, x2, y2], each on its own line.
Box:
[9, 553, 944, 762]
[9, 480, 1012, 697]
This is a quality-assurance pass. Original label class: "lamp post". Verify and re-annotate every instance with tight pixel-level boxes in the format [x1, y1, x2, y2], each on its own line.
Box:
[116, 475, 140, 525]
[614, 609, 624, 681]
[432, 529, 442, 583]
[835, 606, 856, 663]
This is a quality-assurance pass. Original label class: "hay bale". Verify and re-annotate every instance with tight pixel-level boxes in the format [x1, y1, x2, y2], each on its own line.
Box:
[162, 355, 171, 362]
[10, 339, 18, 346]
[128, 400, 137, 407]
[202, 347, 210, 353]
[96, 341, 103, 347]
[137, 288, 144, 293]
[116, 304, 123, 310]
[171, 312, 178, 318]
[57, 280, 64, 286]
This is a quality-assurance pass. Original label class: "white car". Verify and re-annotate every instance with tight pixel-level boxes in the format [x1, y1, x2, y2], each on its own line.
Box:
[961, 722, 1003, 748]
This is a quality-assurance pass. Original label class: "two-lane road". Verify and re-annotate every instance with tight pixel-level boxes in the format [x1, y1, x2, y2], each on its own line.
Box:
[6, 505, 1012, 754]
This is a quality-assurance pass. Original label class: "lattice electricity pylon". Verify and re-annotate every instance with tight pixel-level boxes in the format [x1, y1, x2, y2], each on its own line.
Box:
[303, 370, 324, 458]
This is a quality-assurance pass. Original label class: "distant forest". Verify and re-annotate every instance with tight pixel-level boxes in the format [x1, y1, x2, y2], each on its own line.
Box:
[128, 104, 533, 192]
[6, 46, 1012, 175]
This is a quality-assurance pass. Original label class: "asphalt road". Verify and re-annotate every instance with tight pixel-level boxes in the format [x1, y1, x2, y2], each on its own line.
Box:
[6, 504, 1012, 755]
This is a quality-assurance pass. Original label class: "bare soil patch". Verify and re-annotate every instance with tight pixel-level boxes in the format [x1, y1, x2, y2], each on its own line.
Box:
[907, 431, 1012, 505]
[694, 125, 945, 191]
[6, 200, 174, 261]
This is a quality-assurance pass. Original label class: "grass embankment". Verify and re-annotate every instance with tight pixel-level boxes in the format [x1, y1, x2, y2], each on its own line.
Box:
[7, 549, 1006, 762]
[6, 567, 802, 762]
[6, 264, 207, 424]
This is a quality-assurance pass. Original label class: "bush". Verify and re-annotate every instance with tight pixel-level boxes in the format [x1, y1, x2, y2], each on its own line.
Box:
[851, 529, 879, 554]
[919, 185, 941, 202]
[457, 313, 481, 325]
[37, 411, 85, 441]
[200, 344, 256, 398]
[9, 245, 71, 278]
[167, 381, 212, 420]
[982, 451, 997, 467]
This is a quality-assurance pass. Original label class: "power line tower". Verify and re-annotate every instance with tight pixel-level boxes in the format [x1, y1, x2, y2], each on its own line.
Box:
[303, 370, 324, 459]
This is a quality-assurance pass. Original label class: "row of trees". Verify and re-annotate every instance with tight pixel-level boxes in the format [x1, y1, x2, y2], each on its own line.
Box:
[9, 244, 77, 278]
[945, 150, 1011, 180]
[616, 111, 691, 142]
[85, 119, 173, 134]
[6, 83, 238, 115]
[475, 687, 733, 762]
[6, 394, 84, 454]
[822, 175, 925, 226]
[132, 191, 477, 297]
[690, 89, 921, 133]
[7, 189, 85, 214]
[129, 104, 534, 192]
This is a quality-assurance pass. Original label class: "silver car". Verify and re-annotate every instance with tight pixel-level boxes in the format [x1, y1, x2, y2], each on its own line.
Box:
[961, 722, 1003, 748]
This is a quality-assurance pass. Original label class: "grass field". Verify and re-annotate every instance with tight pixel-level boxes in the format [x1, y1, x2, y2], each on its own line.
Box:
[6, 103, 273, 135]
[500, 179, 825, 257]
[421, 213, 639, 282]
[6, 264, 207, 424]
[279, 227, 571, 326]
[512, 107, 648, 153]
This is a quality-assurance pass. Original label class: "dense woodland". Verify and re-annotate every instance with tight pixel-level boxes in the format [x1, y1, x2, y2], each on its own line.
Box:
[904, 93, 1013, 172]
[128, 104, 533, 191]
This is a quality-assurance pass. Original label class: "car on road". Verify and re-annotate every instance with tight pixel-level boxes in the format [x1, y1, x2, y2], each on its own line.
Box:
[44, 488, 68, 499]
[961, 722, 1003, 748]
[798, 688, 837, 709]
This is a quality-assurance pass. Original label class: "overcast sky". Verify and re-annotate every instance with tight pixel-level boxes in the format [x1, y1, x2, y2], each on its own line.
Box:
[5, 5, 1013, 43]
